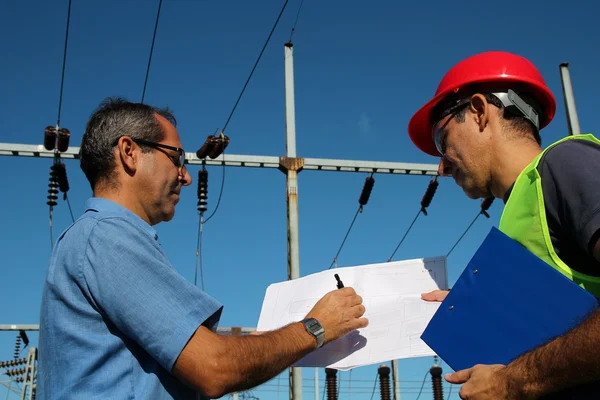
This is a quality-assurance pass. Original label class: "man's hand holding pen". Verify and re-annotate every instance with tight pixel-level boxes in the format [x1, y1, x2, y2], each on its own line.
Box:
[304, 273, 368, 346]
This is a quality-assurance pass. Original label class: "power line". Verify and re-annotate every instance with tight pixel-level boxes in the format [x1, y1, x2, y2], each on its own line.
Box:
[203, 159, 225, 224]
[368, 371, 379, 400]
[65, 194, 75, 223]
[388, 177, 439, 262]
[202, 0, 290, 225]
[194, 215, 205, 290]
[446, 197, 494, 257]
[288, 0, 305, 43]
[56, 0, 72, 127]
[141, 0, 163, 104]
[221, 0, 290, 133]
[414, 371, 430, 400]
[328, 173, 375, 269]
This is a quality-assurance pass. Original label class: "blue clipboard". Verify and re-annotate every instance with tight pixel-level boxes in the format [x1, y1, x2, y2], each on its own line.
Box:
[421, 226, 599, 372]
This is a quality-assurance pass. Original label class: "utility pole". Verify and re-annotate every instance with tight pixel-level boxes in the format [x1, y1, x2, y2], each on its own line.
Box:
[559, 62, 581, 136]
[280, 41, 303, 400]
[391, 360, 401, 400]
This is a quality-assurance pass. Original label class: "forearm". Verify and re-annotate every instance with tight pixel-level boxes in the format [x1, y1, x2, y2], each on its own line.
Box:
[212, 322, 316, 395]
[505, 307, 600, 397]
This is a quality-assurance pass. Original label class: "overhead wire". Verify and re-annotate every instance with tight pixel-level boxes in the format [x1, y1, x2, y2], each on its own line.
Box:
[203, 0, 290, 226]
[288, 0, 305, 43]
[368, 371, 379, 400]
[414, 371, 430, 400]
[328, 173, 375, 269]
[50, 0, 73, 249]
[56, 0, 72, 127]
[446, 197, 495, 257]
[388, 176, 439, 262]
[141, 0, 163, 104]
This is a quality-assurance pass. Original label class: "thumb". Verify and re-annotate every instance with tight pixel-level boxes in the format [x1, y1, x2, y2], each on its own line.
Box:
[445, 368, 472, 384]
[421, 290, 446, 302]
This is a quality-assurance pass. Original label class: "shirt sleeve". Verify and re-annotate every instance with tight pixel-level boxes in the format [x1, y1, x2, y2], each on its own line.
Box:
[82, 216, 223, 372]
[541, 139, 600, 256]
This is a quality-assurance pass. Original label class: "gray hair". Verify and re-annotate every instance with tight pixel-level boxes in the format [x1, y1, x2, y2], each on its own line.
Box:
[79, 97, 177, 190]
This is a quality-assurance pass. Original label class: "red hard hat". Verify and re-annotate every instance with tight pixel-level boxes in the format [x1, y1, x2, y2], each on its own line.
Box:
[408, 51, 557, 156]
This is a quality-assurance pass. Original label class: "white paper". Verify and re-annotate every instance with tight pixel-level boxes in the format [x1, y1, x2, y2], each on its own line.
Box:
[256, 257, 448, 370]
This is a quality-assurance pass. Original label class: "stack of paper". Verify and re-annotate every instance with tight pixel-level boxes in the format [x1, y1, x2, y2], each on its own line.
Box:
[256, 257, 448, 370]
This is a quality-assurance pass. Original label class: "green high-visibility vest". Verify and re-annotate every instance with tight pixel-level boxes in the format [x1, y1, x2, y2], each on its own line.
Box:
[499, 133, 600, 298]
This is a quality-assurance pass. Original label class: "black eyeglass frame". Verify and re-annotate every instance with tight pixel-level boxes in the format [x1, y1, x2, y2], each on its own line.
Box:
[132, 138, 187, 173]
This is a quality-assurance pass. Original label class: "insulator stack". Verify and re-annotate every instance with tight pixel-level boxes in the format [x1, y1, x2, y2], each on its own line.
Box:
[14, 335, 21, 360]
[480, 197, 495, 218]
[5, 367, 26, 377]
[325, 368, 337, 400]
[420, 178, 439, 216]
[44, 126, 57, 151]
[15, 376, 24, 383]
[57, 127, 70, 152]
[197, 169, 208, 214]
[0, 358, 27, 368]
[47, 165, 59, 207]
[53, 163, 70, 199]
[430, 364, 444, 400]
[358, 176, 375, 208]
[377, 364, 391, 400]
[196, 134, 231, 160]
[43, 126, 70, 152]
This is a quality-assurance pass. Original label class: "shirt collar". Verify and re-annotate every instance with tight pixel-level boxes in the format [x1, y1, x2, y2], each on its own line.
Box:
[84, 197, 159, 241]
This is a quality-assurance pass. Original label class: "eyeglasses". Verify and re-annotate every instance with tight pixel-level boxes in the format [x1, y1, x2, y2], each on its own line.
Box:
[431, 101, 470, 156]
[133, 138, 186, 174]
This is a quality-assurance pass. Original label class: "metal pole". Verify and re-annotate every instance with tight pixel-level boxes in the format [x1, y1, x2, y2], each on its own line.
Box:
[391, 360, 401, 400]
[559, 62, 581, 136]
[315, 368, 319, 400]
[284, 41, 302, 400]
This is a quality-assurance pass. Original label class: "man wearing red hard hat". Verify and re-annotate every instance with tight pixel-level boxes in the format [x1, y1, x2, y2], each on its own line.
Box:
[409, 51, 600, 399]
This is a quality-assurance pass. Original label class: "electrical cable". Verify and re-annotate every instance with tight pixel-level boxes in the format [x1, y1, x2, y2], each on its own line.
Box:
[288, 0, 305, 43]
[203, 0, 290, 224]
[65, 194, 75, 223]
[447, 383, 453, 399]
[221, 0, 290, 133]
[194, 215, 205, 290]
[203, 160, 224, 224]
[446, 197, 494, 257]
[328, 207, 361, 270]
[387, 177, 439, 262]
[141, 0, 163, 104]
[328, 173, 375, 269]
[414, 371, 430, 400]
[57, 0, 72, 127]
[368, 371, 379, 400]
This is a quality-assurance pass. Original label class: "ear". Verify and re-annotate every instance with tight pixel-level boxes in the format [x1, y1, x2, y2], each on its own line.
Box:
[115, 136, 139, 176]
[469, 94, 489, 132]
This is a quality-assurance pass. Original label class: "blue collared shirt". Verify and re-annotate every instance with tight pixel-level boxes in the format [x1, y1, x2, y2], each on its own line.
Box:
[38, 198, 223, 399]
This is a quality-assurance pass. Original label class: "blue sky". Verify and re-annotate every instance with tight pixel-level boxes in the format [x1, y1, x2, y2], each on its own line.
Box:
[1, 0, 598, 398]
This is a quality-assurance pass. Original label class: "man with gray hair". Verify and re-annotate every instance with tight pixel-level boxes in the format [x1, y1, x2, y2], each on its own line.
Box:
[38, 97, 368, 399]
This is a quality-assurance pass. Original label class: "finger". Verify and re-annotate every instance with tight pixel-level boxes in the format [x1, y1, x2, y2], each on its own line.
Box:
[355, 317, 368, 329]
[339, 287, 356, 296]
[352, 304, 366, 318]
[349, 294, 363, 306]
[444, 368, 472, 384]
[421, 290, 446, 302]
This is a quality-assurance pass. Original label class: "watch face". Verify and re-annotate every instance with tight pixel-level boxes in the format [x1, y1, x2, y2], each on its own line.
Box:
[307, 320, 319, 330]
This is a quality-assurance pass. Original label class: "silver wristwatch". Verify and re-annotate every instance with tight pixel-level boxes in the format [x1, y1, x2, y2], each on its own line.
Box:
[302, 318, 325, 348]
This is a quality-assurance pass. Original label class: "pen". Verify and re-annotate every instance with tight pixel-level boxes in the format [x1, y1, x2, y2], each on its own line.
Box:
[334, 273, 344, 289]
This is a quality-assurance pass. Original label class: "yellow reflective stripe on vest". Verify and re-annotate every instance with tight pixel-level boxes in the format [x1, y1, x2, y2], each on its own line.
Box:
[499, 134, 600, 297]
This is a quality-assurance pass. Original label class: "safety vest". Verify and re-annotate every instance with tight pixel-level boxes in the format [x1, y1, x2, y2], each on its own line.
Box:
[499, 133, 600, 298]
